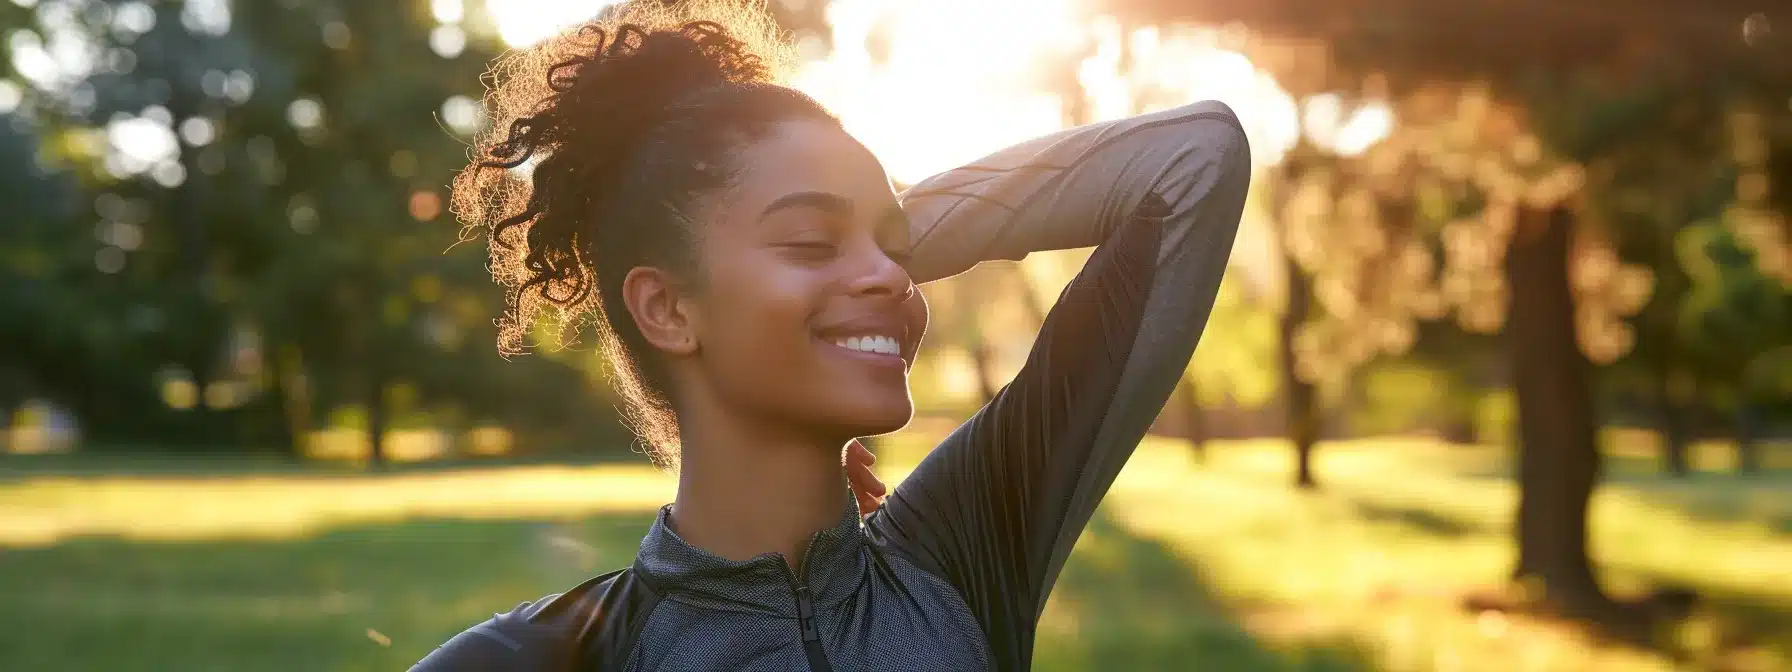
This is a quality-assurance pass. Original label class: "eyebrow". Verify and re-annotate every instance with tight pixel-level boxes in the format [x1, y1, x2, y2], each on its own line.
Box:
[760, 191, 908, 239]
[759, 191, 854, 221]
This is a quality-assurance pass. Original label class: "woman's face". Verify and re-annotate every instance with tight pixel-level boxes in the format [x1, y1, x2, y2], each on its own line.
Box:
[686, 119, 928, 440]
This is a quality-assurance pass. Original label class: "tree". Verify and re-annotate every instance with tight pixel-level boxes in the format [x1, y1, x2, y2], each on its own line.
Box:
[0, 0, 254, 448]
[0, 99, 82, 440]
[1183, 274, 1280, 456]
[1126, 0, 1787, 628]
[1266, 125, 1439, 488]
[1676, 220, 1792, 472]
[3, 0, 627, 461]
[1361, 70, 1788, 627]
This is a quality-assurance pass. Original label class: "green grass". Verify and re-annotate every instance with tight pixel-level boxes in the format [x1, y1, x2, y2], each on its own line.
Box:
[1, 437, 1787, 671]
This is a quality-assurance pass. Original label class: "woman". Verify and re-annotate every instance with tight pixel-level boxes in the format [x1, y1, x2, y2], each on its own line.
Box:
[417, 1, 1248, 670]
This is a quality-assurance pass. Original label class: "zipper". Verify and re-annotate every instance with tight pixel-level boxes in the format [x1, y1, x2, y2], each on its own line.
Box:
[784, 538, 834, 672]
[794, 583, 831, 671]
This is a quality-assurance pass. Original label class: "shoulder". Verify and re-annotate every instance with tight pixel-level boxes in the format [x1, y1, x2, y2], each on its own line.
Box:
[409, 567, 663, 672]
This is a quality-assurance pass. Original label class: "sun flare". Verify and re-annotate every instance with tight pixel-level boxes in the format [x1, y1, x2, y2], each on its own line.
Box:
[479, 0, 1387, 185]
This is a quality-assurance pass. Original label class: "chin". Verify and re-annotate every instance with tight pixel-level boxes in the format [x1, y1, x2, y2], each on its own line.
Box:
[830, 393, 914, 438]
[864, 404, 915, 436]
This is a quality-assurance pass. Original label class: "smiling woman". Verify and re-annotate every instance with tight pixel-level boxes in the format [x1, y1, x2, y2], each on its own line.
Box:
[424, 0, 1248, 669]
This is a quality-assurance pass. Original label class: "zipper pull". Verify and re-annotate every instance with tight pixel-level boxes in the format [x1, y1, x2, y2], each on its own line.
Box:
[795, 584, 819, 642]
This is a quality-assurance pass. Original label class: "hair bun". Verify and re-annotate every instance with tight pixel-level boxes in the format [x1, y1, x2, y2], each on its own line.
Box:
[474, 2, 792, 169]
[542, 20, 771, 151]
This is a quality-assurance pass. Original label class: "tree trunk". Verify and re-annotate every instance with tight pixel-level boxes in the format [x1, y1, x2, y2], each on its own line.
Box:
[968, 341, 999, 405]
[1506, 205, 1614, 618]
[1648, 353, 1691, 480]
[1177, 377, 1207, 462]
[271, 344, 313, 460]
[1651, 214, 1693, 477]
[0, 370, 22, 451]
[1280, 257, 1320, 489]
[1658, 367, 1693, 477]
[960, 273, 1001, 405]
[365, 363, 389, 468]
[1735, 401, 1761, 474]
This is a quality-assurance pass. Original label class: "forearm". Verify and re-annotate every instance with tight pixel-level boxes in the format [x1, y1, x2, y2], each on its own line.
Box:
[898, 100, 1249, 284]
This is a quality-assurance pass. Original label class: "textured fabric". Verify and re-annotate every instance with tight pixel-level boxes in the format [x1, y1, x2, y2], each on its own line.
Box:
[622, 504, 989, 671]
[870, 99, 1252, 670]
[410, 100, 1250, 671]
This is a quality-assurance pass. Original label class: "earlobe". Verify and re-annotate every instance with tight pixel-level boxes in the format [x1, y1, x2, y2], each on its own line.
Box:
[621, 266, 700, 356]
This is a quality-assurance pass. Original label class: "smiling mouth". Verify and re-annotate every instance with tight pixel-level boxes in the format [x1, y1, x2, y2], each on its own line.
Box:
[827, 334, 903, 357]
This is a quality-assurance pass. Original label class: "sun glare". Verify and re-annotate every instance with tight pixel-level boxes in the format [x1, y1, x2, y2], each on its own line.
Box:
[791, 0, 1320, 183]
[481, 0, 1392, 182]
[790, 0, 1086, 184]
[489, 0, 624, 48]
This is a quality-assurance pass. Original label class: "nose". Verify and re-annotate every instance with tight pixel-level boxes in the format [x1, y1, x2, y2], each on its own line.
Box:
[845, 241, 915, 302]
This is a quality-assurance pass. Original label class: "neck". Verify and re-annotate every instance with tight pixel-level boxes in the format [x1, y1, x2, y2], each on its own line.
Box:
[670, 403, 848, 569]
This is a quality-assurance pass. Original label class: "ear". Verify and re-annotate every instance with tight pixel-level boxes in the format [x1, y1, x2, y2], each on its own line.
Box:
[621, 266, 699, 356]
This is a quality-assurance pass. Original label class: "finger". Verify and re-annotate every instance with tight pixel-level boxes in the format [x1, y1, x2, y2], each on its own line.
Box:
[848, 458, 888, 495]
[846, 460, 886, 496]
[846, 439, 877, 465]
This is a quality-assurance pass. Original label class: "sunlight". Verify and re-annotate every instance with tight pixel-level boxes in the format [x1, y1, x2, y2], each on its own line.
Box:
[1302, 92, 1395, 158]
[0, 464, 676, 548]
[480, 0, 1338, 183]
[488, 0, 623, 47]
[790, 0, 1083, 183]
[791, 0, 1309, 183]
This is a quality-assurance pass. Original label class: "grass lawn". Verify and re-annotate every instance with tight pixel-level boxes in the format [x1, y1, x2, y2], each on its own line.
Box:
[1, 436, 1787, 671]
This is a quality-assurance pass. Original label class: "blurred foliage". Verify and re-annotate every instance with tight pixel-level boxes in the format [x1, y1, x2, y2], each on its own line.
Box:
[0, 0, 631, 457]
[1188, 275, 1280, 409]
[1268, 71, 1791, 437]
[0, 0, 1786, 461]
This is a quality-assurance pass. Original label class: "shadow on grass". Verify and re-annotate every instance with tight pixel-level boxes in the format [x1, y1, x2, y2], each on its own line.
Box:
[1037, 514, 1377, 672]
[1454, 455, 1792, 535]
[0, 513, 656, 672]
[1345, 500, 1481, 538]
[1610, 566, 1792, 668]
[1452, 442, 1791, 482]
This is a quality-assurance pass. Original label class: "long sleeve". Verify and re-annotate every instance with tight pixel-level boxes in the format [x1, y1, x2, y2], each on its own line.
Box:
[862, 100, 1250, 669]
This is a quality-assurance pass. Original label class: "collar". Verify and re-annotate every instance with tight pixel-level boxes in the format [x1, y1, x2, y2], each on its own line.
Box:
[633, 492, 868, 616]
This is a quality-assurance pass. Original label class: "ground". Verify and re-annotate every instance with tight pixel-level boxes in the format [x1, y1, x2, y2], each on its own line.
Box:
[0, 436, 1786, 671]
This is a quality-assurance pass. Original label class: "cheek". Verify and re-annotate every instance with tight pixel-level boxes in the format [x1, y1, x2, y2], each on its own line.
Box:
[697, 257, 827, 380]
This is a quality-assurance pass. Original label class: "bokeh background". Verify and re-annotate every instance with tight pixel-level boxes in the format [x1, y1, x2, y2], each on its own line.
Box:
[2, 1, 1789, 670]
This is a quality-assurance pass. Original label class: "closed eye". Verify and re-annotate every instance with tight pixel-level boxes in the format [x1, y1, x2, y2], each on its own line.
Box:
[778, 241, 839, 261]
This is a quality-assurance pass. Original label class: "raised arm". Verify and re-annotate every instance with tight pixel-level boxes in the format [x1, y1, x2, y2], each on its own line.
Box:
[863, 100, 1250, 669]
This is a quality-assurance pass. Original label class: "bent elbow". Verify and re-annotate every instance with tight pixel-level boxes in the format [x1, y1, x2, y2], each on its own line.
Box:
[1189, 100, 1252, 200]
[1159, 100, 1252, 233]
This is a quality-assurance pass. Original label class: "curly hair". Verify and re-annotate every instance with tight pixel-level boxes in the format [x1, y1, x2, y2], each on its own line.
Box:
[451, 0, 838, 467]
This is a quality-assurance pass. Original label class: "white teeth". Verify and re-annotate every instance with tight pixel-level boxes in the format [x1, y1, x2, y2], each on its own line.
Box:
[832, 335, 901, 356]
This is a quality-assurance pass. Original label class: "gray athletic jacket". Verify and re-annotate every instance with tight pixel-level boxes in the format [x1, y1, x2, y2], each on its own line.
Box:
[412, 100, 1250, 671]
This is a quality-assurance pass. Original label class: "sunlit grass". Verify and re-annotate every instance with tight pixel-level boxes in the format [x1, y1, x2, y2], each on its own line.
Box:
[1088, 438, 1790, 672]
[0, 463, 673, 547]
[1, 436, 1786, 671]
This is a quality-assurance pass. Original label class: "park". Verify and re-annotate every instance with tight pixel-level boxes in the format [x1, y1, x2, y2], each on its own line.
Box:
[1, 0, 1787, 670]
